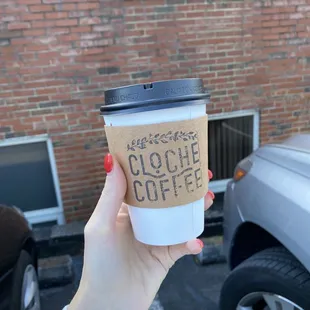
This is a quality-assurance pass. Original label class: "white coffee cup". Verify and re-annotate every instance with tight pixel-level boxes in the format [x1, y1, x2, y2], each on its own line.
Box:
[101, 79, 210, 246]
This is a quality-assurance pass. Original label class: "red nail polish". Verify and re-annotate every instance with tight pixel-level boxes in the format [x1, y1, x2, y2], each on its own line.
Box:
[207, 190, 215, 200]
[208, 170, 213, 180]
[104, 153, 113, 174]
[197, 239, 204, 249]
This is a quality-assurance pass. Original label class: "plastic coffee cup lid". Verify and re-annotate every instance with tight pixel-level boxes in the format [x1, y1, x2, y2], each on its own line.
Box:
[100, 78, 210, 115]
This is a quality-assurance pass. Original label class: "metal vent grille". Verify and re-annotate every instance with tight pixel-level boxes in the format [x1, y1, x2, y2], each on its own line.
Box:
[208, 115, 254, 181]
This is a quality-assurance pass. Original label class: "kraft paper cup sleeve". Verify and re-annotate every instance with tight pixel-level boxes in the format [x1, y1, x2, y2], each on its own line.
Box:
[105, 115, 208, 208]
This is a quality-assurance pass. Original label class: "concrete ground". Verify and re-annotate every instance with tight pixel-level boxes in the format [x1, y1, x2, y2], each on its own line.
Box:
[159, 256, 228, 310]
[40, 255, 228, 310]
[40, 256, 83, 310]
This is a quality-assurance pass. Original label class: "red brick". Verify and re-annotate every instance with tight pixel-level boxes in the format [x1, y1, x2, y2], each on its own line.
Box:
[262, 21, 279, 27]
[50, 93, 72, 100]
[80, 48, 104, 56]
[55, 3, 76, 11]
[36, 87, 58, 95]
[19, 67, 43, 75]
[30, 5, 54, 12]
[42, 0, 63, 3]
[28, 96, 49, 103]
[296, 23, 307, 31]
[271, 27, 291, 33]
[13, 89, 35, 97]
[32, 20, 55, 28]
[22, 13, 44, 21]
[47, 27, 70, 35]
[55, 19, 78, 27]
[281, 7, 296, 13]
[45, 12, 68, 19]
[280, 20, 297, 26]
[17, 0, 41, 3]
[79, 17, 101, 25]
[77, 3, 100, 10]
[36, 51, 58, 59]
[62, 99, 81, 105]
[5, 6, 27, 14]
[45, 114, 66, 121]
[57, 33, 80, 42]
[47, 80, 70, 87]
[23, 29, 45, 36]
[11, 37, 30, 45]
[23, 116, 45, 124]
[0, 92, 13, 98]
[70, 25, 92, 33]
[263, 34, 279, 40]
[24, 44, 49, 51]
[8, 22, 31, 30]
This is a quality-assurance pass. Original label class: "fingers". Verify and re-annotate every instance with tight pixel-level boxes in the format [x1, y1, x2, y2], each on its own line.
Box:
[119, 203, 129, 215]
[186, 239, 204, 255]
[168, 239, 204, 263]
[204, 169, 214, 211]
[89, 154, 127, 228]
[208, 169, 213, 180]
[204, 191, 214, 210]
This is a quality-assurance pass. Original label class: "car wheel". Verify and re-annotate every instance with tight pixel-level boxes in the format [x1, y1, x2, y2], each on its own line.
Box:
[10, 250, 41, 310]
[220, 247, 310, 310]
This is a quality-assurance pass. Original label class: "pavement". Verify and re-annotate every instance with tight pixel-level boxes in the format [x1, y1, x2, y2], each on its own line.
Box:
[40, 255, 228, 310]
[40, 256, 83, 310]
[159, 256, 228, 310]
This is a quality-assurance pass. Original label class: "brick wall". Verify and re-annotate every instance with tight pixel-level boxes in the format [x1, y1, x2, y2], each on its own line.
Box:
[1, 0, 309, 222]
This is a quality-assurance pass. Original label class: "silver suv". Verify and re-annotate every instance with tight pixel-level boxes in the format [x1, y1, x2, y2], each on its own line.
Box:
[220, 134, 310, 310]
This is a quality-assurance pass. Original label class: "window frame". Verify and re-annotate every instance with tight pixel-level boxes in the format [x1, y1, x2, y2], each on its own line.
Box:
[0, 134, 65, 225]
[208, 109, 260, 193]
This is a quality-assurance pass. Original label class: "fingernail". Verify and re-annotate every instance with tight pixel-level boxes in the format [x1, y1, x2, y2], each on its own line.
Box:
[197, 239, 204, 249]
[207, 190, 215, 200]
[104, 153, 113, 174]
[208, 170, 213, 180]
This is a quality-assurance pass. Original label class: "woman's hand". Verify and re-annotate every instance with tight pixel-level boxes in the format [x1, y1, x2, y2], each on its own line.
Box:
[69, 155, 214, 310]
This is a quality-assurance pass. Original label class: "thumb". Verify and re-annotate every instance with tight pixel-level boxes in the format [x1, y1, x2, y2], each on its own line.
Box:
[91, 154, 127, 228]
[168, 239, 204, 263]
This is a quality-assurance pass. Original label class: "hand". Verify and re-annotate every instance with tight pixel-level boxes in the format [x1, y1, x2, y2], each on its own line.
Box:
[69, 155, 214, 310]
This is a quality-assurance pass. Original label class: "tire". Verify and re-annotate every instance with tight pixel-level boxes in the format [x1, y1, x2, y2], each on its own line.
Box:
[10, 250, 41, 310]
[220, 246, 310, 310]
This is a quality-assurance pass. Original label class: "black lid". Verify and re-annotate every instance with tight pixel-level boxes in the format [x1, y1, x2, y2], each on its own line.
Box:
[100, 78, 210, 115]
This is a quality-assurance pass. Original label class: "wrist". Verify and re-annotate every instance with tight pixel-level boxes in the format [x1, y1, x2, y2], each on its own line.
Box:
[69, 284, 120, 310]
[69, 285, 96, 310]
[69, 285, 152, 310]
